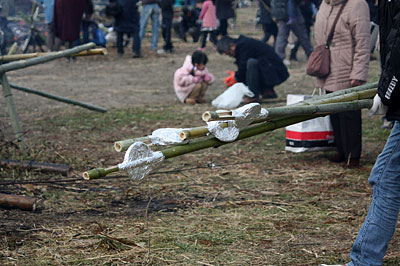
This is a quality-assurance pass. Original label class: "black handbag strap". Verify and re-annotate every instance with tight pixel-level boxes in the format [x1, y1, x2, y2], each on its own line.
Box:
[325, 1, 347, 48]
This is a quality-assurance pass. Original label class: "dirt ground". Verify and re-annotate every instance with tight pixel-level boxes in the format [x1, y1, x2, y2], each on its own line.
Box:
[1, 5, 398, 266]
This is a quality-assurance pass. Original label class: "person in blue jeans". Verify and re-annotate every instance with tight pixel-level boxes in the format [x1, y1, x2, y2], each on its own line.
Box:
[320, 1, 400, 265]
[139, 0, 161, 52]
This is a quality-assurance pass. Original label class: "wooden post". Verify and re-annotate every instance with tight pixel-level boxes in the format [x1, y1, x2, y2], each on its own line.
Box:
[1, 73, 25, 151]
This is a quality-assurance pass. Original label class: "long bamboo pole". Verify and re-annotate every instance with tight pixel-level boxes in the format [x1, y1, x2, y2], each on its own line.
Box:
[0, 42, 96, 73]
[204, 99, 373, 123]
[292, 82, 378, 106]
[83, 113, 326, 179]
[1, 73, 25, 151]
[0, 48, 107, 63]
[181, 99, 373, 141]
[8, 83, 107, 113]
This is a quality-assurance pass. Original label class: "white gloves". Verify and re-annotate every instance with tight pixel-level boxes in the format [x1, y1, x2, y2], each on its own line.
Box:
[368, 94, 388, 116]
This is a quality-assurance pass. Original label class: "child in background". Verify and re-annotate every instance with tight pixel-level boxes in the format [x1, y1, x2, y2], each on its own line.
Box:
[174, 51, 215, 104]
[199, 0, 218, 50]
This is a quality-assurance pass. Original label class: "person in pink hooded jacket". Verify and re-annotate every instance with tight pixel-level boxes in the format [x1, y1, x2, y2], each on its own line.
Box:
[199, 0, 218, 49]
[174, 50, 215, 104]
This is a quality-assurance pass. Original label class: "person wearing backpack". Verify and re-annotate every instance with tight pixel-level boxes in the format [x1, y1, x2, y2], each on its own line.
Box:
[112, 0, 141, 58]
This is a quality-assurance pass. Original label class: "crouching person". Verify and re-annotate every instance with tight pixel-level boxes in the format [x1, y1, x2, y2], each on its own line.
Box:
[174, 51, 215, 104]
[216, 35, 289, 103]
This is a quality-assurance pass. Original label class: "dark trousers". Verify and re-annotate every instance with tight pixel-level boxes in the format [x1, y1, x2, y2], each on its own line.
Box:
[201, 30, 217, 48]
[161, 16, 173, 51]
[246, 58, 273, 97]
[330, 110, 362, 160]
[261, 22, 278, 46]
[117, 27, 140, 54]
[219, 19, 228, 36]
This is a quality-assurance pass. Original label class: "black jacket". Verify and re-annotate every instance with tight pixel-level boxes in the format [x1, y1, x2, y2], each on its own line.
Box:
[159, 0, 174, 18]
[378, 0, 400, 121]
[216, 0, 235, 20]
[259, 0, 273, 24]
[114, 0, 139, 33]
[234, 35, 289, 87]
[271, 0, 288, 21]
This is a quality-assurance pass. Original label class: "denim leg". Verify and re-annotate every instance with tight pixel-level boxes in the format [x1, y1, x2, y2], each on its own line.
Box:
[349, 121, 400, 266]
[246, 58, 262, 97]
[150, 4, 161, 51]
[290, 18, 313, 57]
[139, 5, 151, 41]
[275, 20, 290, 60]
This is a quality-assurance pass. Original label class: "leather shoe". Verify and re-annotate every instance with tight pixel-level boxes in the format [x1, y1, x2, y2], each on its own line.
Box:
[242, 96, 259, 104]
[262, 89, 278, 99]
[328, 153, 345, 163]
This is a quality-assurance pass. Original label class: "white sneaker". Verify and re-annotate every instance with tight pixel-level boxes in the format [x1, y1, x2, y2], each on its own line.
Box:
[283, 59, 291, 66]
[156, 49, 166, 54]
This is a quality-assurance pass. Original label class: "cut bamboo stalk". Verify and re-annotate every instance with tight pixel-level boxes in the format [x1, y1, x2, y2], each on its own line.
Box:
[179, 126, 214, 141]
[114, 137, 151, 152]
[0, 42, 95, 73]
[0, 193, 37, 211]
[0, 159, 71, 176]
[8, 83, 107, 113]
[202, 111, 234, 122]
[0, 48, 107, 62]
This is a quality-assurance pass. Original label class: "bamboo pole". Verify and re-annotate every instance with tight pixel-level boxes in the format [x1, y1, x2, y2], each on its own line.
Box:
[8, 83, 107, 113]
[83, 113, 326, 180]
[0, 193, 37, 211]
[182, 99, 373, 141]
[0, 48, 107, 63]
[0, 42, 96, 73]
[1, 73, 25, 151]
[0, 159, 71, 176]
[203, 99, 373, 123]
[292, 82, 378, 106]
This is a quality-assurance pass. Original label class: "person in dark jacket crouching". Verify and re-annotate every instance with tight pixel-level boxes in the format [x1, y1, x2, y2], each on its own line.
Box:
[216, 35, 289, 103]
[320, 1, 400, 266]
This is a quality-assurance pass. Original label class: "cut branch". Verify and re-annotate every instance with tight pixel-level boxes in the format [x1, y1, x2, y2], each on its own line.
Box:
[0, 193, 37, 211]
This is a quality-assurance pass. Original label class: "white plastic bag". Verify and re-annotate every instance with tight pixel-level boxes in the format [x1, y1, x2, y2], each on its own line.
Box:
[211, 83, 254, 109]
[285, 94, 335, 153]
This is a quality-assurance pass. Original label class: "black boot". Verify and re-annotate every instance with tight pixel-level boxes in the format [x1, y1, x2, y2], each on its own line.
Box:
[289, 49, 297, 61]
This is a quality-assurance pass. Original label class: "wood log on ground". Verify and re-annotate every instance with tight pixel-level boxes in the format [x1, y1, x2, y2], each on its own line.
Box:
[0, 193, 37, 211]
[0, 159, 71, 176]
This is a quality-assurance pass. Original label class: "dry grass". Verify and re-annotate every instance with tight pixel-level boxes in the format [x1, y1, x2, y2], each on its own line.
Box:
[1, 4, 398, 266]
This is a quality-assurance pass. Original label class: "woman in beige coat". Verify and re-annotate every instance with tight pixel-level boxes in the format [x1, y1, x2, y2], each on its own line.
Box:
[314, 0, 370, 167]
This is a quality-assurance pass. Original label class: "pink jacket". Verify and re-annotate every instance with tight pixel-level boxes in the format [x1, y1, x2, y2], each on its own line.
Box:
[199, 0, 217, 28]
[174, 55, 215, 103]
